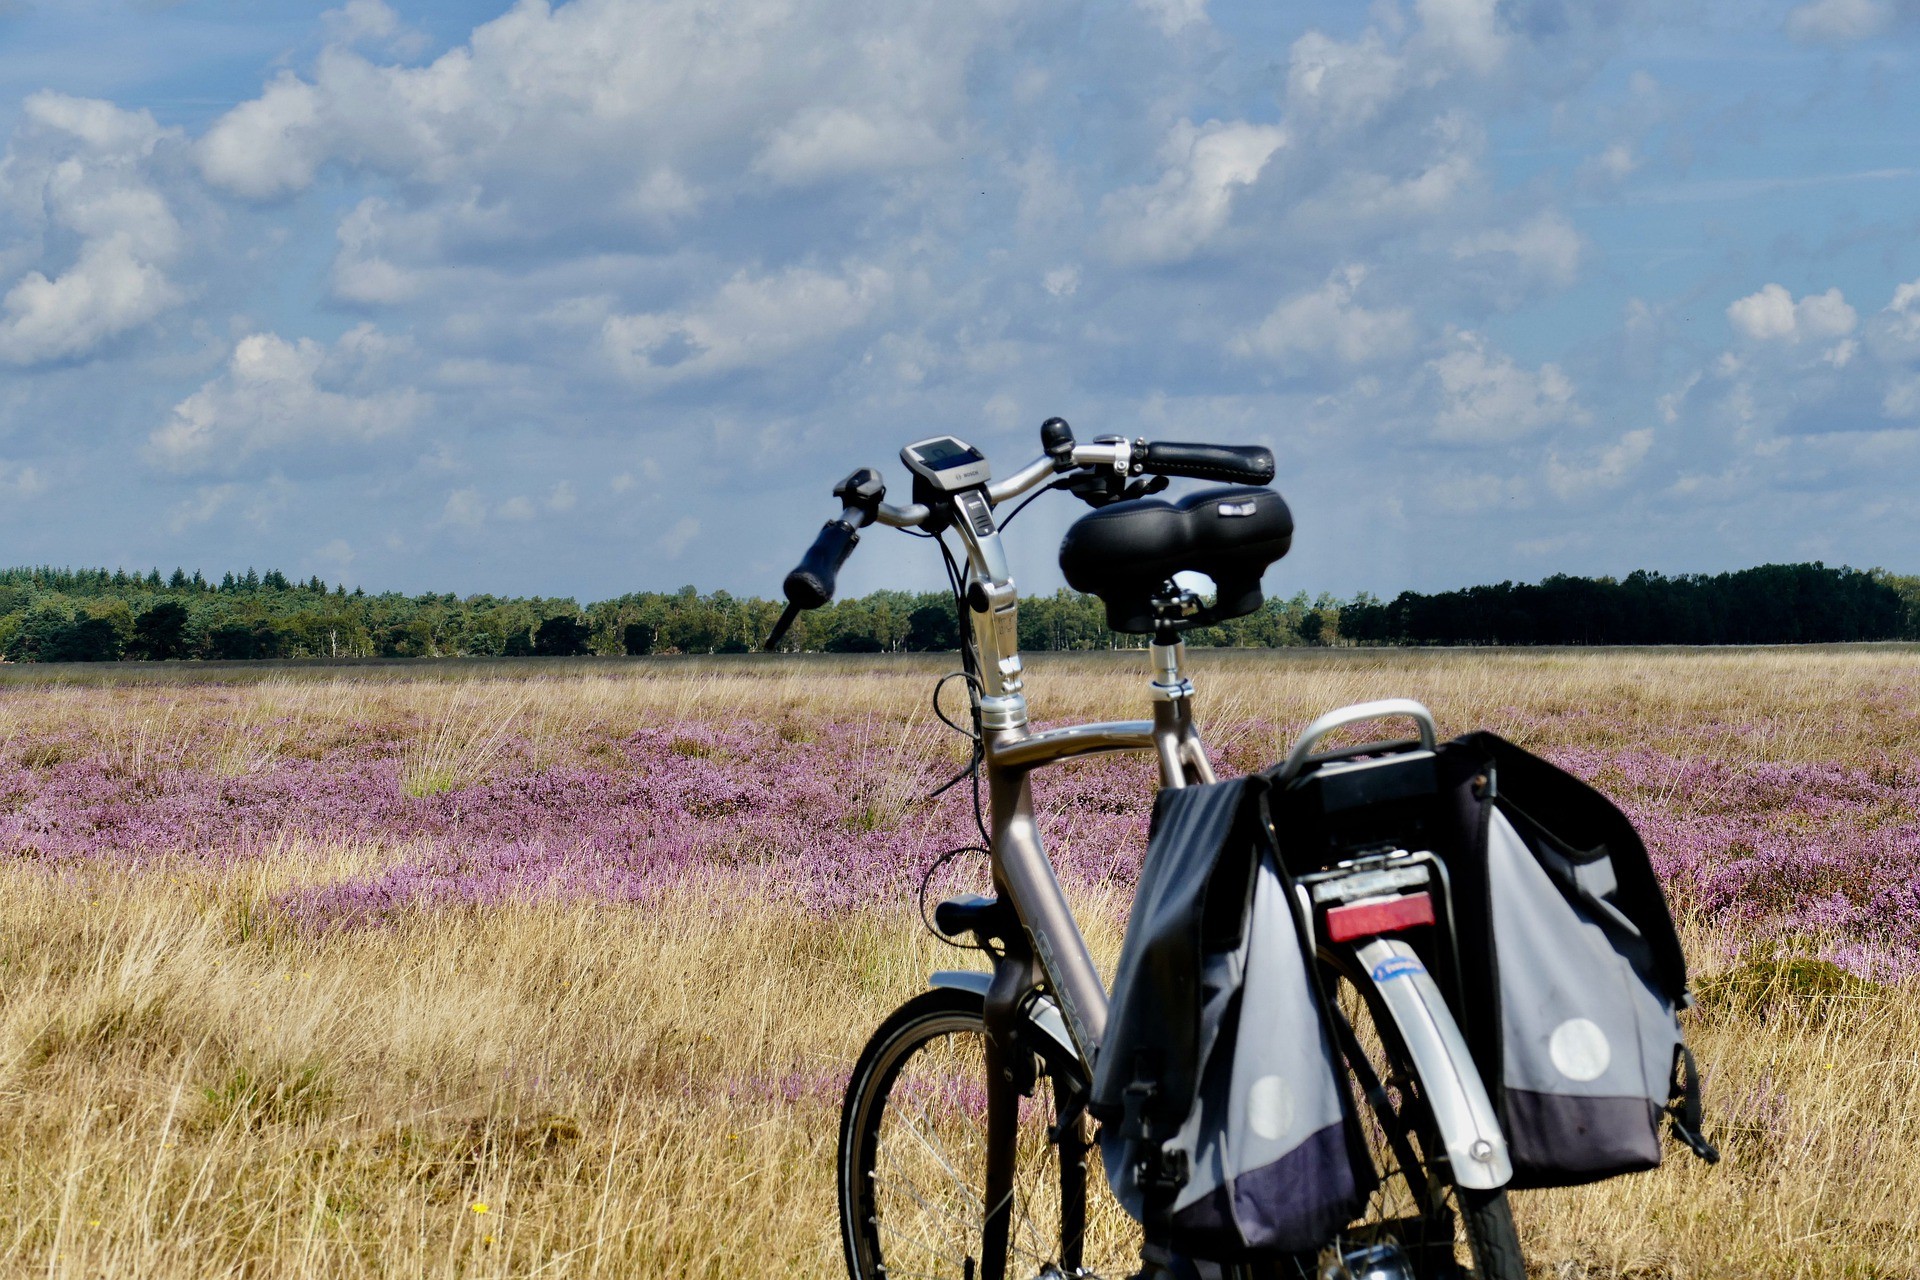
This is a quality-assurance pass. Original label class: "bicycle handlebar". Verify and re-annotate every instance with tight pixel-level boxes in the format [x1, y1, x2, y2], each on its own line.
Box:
[1138, 440, 1274, 485]
[785, 512, 861, 610]
[765, 511, 862, 650]
[765, 421, 1278, 648]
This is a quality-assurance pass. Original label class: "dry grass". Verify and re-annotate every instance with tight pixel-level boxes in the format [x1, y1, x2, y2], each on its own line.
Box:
[0, 647, 1915, 1277]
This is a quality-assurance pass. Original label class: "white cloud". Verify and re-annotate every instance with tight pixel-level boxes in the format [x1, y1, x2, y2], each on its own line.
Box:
[1286, 28, 1406, 134]
[1233, 265, 1417, 369]
[754, 108, 946, 186]
[1286, 111, 1482, 232]
[1413, 0, 1510, 76]
[1428, 330, 1584, 442]
[168, 483, 239, 533]
[197, 0, 1012, 216]
[1136, 0, 1208, 36]
[1866, 276, 1920, 361]
[325, 0, 399, 43]
[1579, 142, 1639, 188]
[1284, 0, 1508, 141]
[330, 198, 424, 305]
[0, 93, 184, 365]
[1881, 375, 1920, 419]
[1785, 0, 1899, 43]
[657, 515, 700, 559]
[1546, 428, 1654, 500]
[308, 537, 356, 580]
[5, 0, 1907, 599]
[1658, 372, 1701, 424]
[602, 264, 891, 385]
[0, 238, 182, 366]
[1726, 283, 1857, 343]
[1101, 119, 1286, 265]
[149, 325, 427, 474]
[0, 460, 46, 498]
[438, 487, 486, 529]
[196, 73, 326, 201]
[1451, 211, 1583, 291]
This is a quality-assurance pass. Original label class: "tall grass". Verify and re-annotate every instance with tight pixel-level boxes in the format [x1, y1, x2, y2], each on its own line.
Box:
[0, 647, 1913, 1276]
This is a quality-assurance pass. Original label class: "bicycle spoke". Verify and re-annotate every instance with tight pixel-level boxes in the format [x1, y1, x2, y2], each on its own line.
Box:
[844, 996, 1139, 1280]
[885, 1098, 987, 1214]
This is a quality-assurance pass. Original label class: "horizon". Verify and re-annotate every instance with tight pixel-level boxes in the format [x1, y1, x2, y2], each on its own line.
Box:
[0, 554, 1909, 609]
[2, 1, 1919, 603]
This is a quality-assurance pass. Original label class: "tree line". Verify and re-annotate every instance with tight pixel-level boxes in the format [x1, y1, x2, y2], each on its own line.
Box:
[0, 562, 1911, 663]
[1340, 564, 1920, 646]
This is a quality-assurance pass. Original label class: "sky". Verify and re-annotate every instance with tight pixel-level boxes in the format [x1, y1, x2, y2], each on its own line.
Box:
[1, 0, 1919, 603]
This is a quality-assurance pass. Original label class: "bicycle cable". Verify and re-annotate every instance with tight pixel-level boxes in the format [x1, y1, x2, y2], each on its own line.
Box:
[916, 843, 999, 954]
[990, 476, 1070, 531]
[924, 529, 991, 847]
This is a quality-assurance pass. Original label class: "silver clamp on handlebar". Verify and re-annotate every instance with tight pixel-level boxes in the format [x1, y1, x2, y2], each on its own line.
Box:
[1274, 698, 1439, 783]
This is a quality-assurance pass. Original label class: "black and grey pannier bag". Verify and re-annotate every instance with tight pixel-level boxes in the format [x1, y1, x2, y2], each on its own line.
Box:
[1435, 733, 1719, 1188]
[1091, 777, 1370, 1261]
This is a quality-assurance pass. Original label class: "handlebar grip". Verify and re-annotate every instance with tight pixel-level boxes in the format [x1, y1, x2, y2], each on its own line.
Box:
[783, 518, 860, 610]
[1139, 441, 1275, 485]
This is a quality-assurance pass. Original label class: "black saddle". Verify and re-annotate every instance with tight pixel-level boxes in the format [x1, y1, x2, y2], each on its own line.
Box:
[1058, 485, 1293, 633]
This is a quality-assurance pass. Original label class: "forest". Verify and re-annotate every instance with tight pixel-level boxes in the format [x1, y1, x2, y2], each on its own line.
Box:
[0, 562, 1912, 662]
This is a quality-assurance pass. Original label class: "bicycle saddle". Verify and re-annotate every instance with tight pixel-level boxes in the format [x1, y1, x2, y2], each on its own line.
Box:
[1058, 484, 1293, 633]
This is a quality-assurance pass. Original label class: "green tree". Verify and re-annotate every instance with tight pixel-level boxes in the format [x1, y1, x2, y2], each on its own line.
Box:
[128, 601, 190, 660]
[533, 614, 591, 657]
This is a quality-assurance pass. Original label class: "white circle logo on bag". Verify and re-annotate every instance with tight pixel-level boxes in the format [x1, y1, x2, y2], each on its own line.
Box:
[1548, 1018, 1612, 1082]
[1247, 1075, 1294, 1141]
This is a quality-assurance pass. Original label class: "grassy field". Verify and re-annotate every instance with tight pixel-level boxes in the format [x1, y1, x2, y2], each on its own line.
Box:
[0, 648, 1915, 1277]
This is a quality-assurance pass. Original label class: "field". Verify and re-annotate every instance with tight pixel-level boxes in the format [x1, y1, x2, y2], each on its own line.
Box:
[0, 648, 1915, 1278]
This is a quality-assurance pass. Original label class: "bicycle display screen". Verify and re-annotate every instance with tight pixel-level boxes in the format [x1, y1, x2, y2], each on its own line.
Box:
[901, 436, 991, 492]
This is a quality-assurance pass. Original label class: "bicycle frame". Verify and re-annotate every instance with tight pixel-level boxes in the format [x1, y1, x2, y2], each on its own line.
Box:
[884, 448, 1506, 1280]
[924, 489, 1215, 1280]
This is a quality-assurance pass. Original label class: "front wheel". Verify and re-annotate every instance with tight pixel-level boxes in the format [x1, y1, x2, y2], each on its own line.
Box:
[838, 987, 1140, 1280]
[839, 985, 1523, 1280]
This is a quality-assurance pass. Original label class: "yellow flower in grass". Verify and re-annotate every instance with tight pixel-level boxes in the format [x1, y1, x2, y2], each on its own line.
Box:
[471, 1203, 489, 1215]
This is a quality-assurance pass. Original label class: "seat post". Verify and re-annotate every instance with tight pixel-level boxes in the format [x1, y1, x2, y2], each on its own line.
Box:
[1148, 632, 1212, 788]
[1149, 635, 1192, 701]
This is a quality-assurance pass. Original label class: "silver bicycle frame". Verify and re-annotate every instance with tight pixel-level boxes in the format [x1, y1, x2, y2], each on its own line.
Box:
[894, 471, 1212, 1280]
[887, 454, 1505, 1280]
[940, 480, 1211, 1071]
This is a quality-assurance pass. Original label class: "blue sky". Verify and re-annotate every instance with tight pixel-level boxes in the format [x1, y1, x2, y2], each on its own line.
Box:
[1, 0, 1918, 602]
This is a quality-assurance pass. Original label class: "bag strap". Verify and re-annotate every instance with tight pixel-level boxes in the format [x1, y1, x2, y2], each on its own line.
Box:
[1254, 783, 1381, 1196]
[1123, 1077, 1188, 1280]
[1666, 1043, 1720, 1164]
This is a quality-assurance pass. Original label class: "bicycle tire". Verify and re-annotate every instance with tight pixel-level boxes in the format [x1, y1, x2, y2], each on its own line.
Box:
[839, 987, 1133, 1280]
[842, 989, 1289, 1280]
[839, 986, 1523, 1280]
[1324, 967, 1527, 1280]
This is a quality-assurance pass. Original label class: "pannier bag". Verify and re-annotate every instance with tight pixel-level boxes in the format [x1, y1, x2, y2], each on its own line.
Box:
[1091, 778, 1370, 1259]
[1436, 732, 1719, 1187]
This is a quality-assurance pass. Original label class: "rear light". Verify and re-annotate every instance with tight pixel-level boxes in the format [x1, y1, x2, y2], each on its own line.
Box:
[1325, 891, 1435, 943]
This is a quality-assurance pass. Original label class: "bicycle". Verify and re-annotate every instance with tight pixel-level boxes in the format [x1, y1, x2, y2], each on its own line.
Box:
[767, 419, 1526, 1280]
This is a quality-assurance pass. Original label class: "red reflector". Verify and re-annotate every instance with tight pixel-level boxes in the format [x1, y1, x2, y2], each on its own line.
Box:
[1325, 892, 1435, 943]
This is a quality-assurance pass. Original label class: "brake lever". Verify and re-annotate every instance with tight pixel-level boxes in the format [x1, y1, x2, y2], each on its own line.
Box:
[1063, 470, 1168, 508]
[765, 602, 803, 652]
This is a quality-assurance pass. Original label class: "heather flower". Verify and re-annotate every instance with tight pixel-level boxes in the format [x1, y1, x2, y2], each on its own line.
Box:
[0, 695, 1910, 978]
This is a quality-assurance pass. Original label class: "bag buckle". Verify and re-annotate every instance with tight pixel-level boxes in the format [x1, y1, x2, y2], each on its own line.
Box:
[1121, 1078, 1157, 1141]
[1669, 1113, 1720, 1164]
